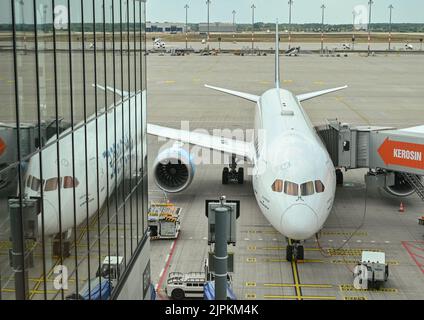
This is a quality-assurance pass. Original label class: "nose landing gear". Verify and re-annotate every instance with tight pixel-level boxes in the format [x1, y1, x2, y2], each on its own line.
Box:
[222, 154, 244, 185]
[286, 240, 304, 261]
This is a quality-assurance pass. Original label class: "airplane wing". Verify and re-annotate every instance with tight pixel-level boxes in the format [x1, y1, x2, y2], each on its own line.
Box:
[398, 125, 424, 134]
[297, 85, 348, 102]
[205, 85, 259, 103]
[148, 124, 255, 162]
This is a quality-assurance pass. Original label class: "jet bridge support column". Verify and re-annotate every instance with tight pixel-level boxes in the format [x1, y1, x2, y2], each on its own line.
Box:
[8, 197, 38, 300]
[214, 205, 229, 300]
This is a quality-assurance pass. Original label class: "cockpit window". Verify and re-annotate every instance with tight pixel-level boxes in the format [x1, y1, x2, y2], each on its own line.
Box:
[45, 178, 59, 191]
[63, 176, 79, 189]
[26, 175, 42, 192]
[271, 179, 284, 192]
[31, 177, 41, 192]
[301, 181, 315, 196]
[284, 181, 299, 196]
[315, 180, 325, 193]
[26, 175, 32, 187]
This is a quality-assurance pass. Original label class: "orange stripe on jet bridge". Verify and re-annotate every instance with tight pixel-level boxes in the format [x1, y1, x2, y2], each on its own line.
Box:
[0, 137, 6, 156]
[378, 138, 424, 170]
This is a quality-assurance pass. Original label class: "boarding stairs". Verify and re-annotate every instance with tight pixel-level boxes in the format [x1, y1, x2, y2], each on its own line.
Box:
[402, 173, 424, 201]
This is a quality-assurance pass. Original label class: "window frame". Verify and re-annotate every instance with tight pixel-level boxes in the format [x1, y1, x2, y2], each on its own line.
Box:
[284, 181, 299, 196]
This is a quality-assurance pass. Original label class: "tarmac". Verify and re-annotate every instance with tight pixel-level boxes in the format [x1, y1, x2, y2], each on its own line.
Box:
[147, 51, 424, 300]
[0, 46, 423, 300]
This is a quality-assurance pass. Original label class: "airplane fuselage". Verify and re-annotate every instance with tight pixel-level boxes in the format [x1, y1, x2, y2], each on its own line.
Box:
[251, 88, 336, 240]
[23, 91, 146, 236]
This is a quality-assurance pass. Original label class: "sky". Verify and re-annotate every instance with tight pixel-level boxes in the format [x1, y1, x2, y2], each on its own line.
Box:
[147, 0, 424, 24]
[0, 0, 422, 25]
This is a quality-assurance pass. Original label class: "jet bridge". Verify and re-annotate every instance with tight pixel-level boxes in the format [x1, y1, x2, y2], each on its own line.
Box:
[316, 119, 424, 200]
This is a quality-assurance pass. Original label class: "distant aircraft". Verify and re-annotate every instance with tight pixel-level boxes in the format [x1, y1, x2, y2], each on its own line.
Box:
[285, 46, 300, 56]
[342, 43, 351, 50]
[405, 43, 414, 50]
[153, 38, 166, 50]
[147, 22, 423, 261]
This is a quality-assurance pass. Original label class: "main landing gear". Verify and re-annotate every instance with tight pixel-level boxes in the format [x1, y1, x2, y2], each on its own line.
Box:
[336, 168, 344, 186]
[286, 240, 304, 261]
[222, 154, 244, 185]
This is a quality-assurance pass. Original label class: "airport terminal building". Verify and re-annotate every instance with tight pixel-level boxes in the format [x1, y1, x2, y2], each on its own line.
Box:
[0, 0, 150, 300]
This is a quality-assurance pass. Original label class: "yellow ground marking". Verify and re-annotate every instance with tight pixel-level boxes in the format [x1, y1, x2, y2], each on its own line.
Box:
[283, 79, 293, 84]
[259, 246, 320, 252]
[245, 282, 257, 287]
[321, 231, 368, 237]
[327, 248, 383, 256]
[164, 80, 176, 84]
[247, 246, 257, 251]
[344, 296, 368, 300]
[245, 293, 257, 299]
[1, 288, 66, 295]
[263, 283, 333, 289]
[264, 295, 336, 300]
[29, 204, 105, 299]
[291, 260, 302, 301]
[265, 258, 323, 263]
[332, 259, 399, 266]
[246, 257, 257, 263]
[259, 80, 271, 85]
[313, 81, 325, 85]
[339, 284, 398, 293]
[7, 80, 14, 84]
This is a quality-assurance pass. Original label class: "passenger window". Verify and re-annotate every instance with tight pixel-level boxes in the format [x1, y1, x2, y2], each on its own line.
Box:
[45, 178, 59, 191]
[271, 179, 284, 192]
[26, 175, 32, 188]
[63, 176, 80, 189]
[187, 283, 192, 287]
[301, 181, 315, 196]
[284, 181, 299, 196]
[315, 180, 325, 193]
[31, 177, 41, 192]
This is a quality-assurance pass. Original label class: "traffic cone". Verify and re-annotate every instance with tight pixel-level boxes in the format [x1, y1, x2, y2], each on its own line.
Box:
[399, 202, 405, 213]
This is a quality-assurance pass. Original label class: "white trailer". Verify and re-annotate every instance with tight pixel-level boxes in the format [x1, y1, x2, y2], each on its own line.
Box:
[353, 251, 389, 290]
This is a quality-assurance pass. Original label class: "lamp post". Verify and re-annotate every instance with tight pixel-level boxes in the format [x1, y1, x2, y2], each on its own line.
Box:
[288, 0, 293, 50]
[388, 4, 393, 51]
[185, 4, 189, 51]
[232, 10, 236, 37]
[320, 4, 325, 55]
[206, 0, 211, 45]
[251, 4, 256, 55]
[367, 0, 374, 56]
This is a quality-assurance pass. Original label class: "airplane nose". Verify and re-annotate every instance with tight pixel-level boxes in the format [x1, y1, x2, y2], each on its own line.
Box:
[281, 205, 319, 240]
[38, 199, 59, 236]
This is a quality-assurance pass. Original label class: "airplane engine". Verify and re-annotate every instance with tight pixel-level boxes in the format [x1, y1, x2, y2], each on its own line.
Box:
[153, 147, 195, 193]
[384, 172, 418, 197]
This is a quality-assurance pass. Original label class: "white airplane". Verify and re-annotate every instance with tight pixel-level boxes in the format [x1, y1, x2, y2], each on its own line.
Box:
[405, 43, 414, 50]
[285, 46, 300, 56]
[147, 24, 348, 261]
[23, 86, 146, 237]
[342, 43, 351, 50]
[153, 38, 166, 50]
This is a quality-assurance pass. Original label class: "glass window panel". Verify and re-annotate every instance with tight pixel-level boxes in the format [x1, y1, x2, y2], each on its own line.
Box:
[301, 181, 315, 196]
[284, 181, 299, 196]
[315, 180, 325, 193]
[45, 177, 58, 191]
[271, 179, 284, 192]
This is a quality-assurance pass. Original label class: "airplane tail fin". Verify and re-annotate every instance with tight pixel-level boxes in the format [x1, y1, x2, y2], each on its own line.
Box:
[275, 20, 280, 89]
